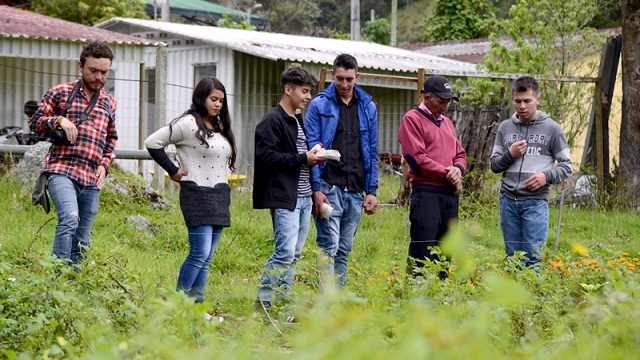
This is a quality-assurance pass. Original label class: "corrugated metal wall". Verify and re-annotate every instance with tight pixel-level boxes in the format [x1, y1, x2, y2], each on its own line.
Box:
[232, 52, 283, 174]
[0, 39, 148, 174]
[0, 57, 76, 129]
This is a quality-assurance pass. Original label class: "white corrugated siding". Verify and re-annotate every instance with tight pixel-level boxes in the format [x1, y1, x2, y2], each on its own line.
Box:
[0, 37, 150, 174]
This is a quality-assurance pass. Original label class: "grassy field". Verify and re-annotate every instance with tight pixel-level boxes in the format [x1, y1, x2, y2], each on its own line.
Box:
[1, 165, 640, 359]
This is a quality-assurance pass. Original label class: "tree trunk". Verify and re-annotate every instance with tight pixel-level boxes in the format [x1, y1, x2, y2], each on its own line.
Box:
[619, 0, 640, 200]
[454, 88, 505, 192]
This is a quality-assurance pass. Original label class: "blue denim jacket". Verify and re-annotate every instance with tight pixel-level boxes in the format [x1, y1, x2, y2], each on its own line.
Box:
[305, 83, 378, 196]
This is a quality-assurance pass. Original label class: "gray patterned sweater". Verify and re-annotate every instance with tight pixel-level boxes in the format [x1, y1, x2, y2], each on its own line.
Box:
[490, 111, 573, 200]
[145, 115, 232, 227]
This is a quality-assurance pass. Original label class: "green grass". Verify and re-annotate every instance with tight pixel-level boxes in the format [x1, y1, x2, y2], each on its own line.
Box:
[2, 165, 640, 358]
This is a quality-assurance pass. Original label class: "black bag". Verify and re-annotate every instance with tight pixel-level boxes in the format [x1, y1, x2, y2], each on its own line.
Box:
[50, 80, 100, 145]
[31, 172, 50, 214]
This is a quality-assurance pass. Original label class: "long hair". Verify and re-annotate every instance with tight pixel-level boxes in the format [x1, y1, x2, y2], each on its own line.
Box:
[170, 76, 237, 171]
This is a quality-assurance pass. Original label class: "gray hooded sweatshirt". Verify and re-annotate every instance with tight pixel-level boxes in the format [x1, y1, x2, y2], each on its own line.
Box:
[490, 111, 572, 200]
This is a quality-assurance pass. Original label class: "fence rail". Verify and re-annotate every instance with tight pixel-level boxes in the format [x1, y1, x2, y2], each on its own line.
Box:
[0, 144, 159, 160]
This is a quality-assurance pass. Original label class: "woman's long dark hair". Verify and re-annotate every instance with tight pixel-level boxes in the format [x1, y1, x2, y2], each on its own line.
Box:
[169, 76, 237, 171]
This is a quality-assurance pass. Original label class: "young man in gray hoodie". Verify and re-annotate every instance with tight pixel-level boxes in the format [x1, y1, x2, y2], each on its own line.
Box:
[490, 76, 572, 267]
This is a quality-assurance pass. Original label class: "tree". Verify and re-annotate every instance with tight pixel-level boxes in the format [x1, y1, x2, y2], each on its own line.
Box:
[31, 0, 148, 26]
[362, 18, 391, 45]
[469, 0, 612, 150]
[257, 0, 321, 34]
[424, 0, 497, 41]
[618, 0, 640, 200]
[217, 14, 257, 31]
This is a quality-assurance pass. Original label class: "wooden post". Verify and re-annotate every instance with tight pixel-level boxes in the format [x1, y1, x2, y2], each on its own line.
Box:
[318, 68, 328, 92]
[595, 79, 604, 201]
[153, 45, 167, 192]
[417, 68, 425, 105]
[138, 62, 146, 175]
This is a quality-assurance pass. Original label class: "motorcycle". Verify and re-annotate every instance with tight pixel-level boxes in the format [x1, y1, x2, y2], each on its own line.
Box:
[0, 101, 47, 168]
[22, 100, 48, 145]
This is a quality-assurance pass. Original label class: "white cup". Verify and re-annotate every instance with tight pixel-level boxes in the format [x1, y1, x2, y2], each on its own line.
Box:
[321, 203, 333, 219]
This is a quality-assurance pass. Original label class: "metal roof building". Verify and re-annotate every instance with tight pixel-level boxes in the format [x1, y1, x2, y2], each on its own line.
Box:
[0, 6, 163, 174]
[96, 17, 477, 171]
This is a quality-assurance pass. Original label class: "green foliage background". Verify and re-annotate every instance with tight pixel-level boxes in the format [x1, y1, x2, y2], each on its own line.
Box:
[31, 0, 148, 26]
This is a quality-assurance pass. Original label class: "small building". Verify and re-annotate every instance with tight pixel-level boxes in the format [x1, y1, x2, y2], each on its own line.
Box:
[96, 17, 477, 172]
[0, 6, 163, 172]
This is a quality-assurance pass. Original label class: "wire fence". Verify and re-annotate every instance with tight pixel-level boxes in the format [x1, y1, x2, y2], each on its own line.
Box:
[1, 60, 617, 189]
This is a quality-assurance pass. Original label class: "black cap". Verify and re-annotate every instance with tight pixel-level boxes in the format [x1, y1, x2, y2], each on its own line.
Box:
[422, 75, 459, 102]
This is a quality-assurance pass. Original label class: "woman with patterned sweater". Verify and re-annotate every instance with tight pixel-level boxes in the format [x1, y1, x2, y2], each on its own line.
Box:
[145, 76, 237, 303]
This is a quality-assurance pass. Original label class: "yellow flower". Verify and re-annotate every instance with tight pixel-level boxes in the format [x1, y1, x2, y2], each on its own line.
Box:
[388, 276, 395, 281]
[622, 252, 630, 257]
[571, 243, 589, 256]
[348, 267, 355, 271]
[380, 270, 388, 277]
[466, 279, 473, 285]
[556, 256, 562, 261]
[394, 266, 400, 271]
[368, 277, 375, 281]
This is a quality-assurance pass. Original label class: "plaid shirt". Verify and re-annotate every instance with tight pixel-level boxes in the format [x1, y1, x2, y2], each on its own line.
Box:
[30, 79, 118, 187]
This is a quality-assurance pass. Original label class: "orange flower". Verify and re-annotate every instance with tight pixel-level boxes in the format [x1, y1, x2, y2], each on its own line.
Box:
[348, 266, 355, 271]
[389, 276, 396, 281]
[466, 279, 473, 285]
[380, 270, 388, 277]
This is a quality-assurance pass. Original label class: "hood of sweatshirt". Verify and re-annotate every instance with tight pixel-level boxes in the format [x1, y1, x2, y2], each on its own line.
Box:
[510, 110, 551, 127]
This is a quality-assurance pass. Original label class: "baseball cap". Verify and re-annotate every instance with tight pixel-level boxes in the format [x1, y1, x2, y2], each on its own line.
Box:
[422, 75, 459, 102]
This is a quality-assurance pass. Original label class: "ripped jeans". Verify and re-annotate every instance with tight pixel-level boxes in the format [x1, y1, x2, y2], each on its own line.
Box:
[47, 174, 100, 265]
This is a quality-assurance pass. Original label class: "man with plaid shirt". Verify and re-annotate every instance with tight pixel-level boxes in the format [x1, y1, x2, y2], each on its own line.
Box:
[30, 41, 118, 267]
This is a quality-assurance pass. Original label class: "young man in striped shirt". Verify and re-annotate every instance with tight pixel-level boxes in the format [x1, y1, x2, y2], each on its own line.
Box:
[30, 41, 117, 268]
[253, 66, 326, 316]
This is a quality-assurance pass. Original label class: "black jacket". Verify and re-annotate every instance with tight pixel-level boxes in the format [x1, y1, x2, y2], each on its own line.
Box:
[253, 104, 309, 210]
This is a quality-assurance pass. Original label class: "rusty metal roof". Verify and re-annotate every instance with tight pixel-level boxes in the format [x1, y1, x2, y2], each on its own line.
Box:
[97, 17, 477, 73]
[400, 37, 516, 64]
[0, 6, 161, 46]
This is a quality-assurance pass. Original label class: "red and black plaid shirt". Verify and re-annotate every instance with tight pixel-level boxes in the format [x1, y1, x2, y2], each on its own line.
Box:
[30, 79, 118, 187]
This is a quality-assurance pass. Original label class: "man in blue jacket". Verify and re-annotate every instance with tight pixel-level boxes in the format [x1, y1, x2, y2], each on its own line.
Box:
[306, 54, 379, 291]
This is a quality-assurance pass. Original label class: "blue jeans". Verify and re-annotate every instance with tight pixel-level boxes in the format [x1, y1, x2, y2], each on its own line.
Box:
[314, 179, 364, 290]
[47, 174, 100, 265]
[177, 225, 223, 303]
[499, 194, 549, 267]
[256, 196, 312, 310]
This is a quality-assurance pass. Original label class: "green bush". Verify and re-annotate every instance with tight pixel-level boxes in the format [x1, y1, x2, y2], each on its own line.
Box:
[2, 168, 640, 358]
